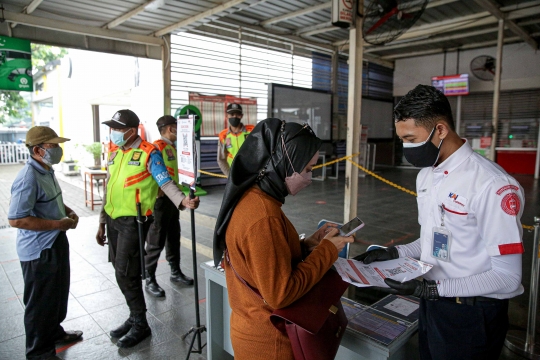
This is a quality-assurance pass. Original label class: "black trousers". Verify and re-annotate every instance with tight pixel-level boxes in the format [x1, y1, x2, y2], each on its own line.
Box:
[21, 232, 70, 360]
[418, 297, 509, 360]
[106, 215, 152, 315]
[145, 196, 181, 274]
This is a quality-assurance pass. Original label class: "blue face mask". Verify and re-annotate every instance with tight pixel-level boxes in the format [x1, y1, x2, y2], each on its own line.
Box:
[111, 129, 132, 146]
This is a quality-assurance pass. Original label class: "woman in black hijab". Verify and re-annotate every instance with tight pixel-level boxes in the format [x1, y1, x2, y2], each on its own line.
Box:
[213, 118, 352, 360]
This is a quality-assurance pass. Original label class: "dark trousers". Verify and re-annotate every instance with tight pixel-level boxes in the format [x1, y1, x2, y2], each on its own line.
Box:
[145, 196, 181, 274]
[21, 232, 70, 360]
[106, 215, 152, 315]
[418, 297, 509, 360]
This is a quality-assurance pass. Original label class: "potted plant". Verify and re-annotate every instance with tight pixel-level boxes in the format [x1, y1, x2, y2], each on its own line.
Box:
[83, 142, 103, 170]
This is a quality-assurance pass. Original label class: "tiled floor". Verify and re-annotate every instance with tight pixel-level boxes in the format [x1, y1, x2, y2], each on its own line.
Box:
[0, 164, 538, 359]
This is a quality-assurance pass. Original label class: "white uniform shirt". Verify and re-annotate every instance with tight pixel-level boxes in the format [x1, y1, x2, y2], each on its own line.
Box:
[411, 140, 524, 299]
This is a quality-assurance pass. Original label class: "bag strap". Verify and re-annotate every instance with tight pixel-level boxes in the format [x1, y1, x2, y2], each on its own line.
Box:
[225, 250, 267, 305]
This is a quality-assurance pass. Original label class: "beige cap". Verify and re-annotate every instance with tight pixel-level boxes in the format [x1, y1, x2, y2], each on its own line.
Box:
[26, 126, 70, 147]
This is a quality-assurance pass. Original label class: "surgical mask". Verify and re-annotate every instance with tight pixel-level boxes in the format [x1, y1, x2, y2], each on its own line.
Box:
[228, 117, 241, 127]
[281, 136, 312, 195]
[285, 171, 312, 196]
[110, 129, 132, 146]
[402, 128, 443, 167]
[39, 146, 63, 166]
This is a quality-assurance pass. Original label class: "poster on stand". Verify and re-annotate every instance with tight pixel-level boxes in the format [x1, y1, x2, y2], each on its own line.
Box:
[177, 115, 197, 188]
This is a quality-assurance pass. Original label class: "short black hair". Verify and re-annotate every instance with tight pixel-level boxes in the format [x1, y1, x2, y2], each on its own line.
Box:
[394, 84, 455, 131]
[158, 125, 169, 135]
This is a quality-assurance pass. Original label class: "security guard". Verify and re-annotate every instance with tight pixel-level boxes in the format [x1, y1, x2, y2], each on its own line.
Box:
[355, 85, 524, 360]
[217, 103, 254, 176]
[144, 115, 193, 298]
[95, 110, 199, 348]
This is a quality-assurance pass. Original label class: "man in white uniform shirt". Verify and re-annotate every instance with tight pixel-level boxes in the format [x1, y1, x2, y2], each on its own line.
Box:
[355, 85, 524, 360]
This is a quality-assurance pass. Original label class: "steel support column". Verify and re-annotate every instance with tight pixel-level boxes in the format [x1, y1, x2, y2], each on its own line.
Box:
[489, 19, 504, 161]
[344, 10, 363, 223]
[162, 34, 172, 115]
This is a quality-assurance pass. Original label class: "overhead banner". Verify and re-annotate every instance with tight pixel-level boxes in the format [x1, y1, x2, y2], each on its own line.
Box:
[177, 115, 197, 188]
[0, 36, 33, 92]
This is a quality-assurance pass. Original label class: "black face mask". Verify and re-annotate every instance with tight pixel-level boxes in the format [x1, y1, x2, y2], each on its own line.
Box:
[402, 128, 443, 167]
[229, 117, 241, 127]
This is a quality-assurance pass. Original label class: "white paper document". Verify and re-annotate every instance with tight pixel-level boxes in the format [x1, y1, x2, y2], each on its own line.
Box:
[334, 257, 434, 288]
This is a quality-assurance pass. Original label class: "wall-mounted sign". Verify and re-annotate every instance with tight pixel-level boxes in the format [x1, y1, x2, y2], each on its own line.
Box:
[0, 36, 33, 92]
[332, 0, 354, 28]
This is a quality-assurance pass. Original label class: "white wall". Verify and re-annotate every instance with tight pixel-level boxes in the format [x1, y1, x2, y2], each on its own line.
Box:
[394, 42, 540, 96]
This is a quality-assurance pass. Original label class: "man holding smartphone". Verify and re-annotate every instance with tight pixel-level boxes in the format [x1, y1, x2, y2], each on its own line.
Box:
[355, 85, 524, 360]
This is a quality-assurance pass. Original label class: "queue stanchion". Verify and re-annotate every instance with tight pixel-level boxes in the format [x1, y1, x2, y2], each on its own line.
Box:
[180, 186, 206, 359]
[505, 216, 540, 359]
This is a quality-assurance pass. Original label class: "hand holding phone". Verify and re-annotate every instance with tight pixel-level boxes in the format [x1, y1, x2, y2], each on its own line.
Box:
[339, 217, 365, 236]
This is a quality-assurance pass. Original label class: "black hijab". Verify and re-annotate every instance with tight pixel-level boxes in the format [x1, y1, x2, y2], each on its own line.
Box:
[213, 118, 322, 265]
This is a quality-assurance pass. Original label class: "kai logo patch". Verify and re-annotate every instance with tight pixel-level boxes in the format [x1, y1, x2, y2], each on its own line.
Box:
[448, 192, 467, 207]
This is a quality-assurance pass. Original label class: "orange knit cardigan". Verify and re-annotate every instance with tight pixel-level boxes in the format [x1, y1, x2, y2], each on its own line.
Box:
[223, 187, 338, 360]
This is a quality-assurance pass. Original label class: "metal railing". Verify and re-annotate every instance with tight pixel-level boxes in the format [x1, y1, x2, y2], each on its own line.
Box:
[0, 143, 29, 165]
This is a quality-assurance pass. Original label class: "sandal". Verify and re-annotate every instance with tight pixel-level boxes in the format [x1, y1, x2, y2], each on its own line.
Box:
[55, 330, 83, 344]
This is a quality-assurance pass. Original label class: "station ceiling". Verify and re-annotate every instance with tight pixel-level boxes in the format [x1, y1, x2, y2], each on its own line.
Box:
[0, 0, 538, 65]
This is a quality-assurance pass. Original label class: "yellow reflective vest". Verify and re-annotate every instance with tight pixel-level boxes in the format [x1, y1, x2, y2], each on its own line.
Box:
[104, 141, 159, 219]
[219, 124, 255, 166]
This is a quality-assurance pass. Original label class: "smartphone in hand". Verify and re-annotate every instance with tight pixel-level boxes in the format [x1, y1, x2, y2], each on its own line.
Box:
[339, 217, 365, 236]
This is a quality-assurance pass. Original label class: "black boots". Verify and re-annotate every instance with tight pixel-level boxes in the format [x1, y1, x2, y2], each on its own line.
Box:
[145, 270, 165, 297]
[116, 313, 151, 348]
[110, 314, 134, 338]
[170, 262, 193, 285]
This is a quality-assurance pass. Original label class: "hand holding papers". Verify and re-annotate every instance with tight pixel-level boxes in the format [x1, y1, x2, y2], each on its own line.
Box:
[334, 257, 433, 288]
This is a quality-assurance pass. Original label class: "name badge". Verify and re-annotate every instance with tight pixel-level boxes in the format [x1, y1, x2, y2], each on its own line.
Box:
[128, 161, 140, 166]
[431, 226, 451, 262]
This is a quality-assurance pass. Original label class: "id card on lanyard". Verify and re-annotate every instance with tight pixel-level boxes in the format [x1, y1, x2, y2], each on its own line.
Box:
[432, 204, 452, 262]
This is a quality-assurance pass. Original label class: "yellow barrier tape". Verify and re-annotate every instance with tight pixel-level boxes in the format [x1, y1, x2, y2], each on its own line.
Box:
[347, 158, 418, 197]
[199, 169, 228, 179]
[312, 153, 358, 170]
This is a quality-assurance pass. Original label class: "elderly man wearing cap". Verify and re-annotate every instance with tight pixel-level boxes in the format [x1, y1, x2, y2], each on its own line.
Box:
[217, 103, 254, 176]
[144, 115, 194, 298]
[8, 126, 82, 360]
[95, 109, 200, 348]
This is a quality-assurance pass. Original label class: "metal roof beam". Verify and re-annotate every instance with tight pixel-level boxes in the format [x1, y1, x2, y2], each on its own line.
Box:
[381, 36, 521, 60]
[260, 2, 331, 27]
[11, 0, 43, 28]
[154, 0, 246, 37]
[474, 0, 538, 49]
[336, 3, 540, 50]
[296, 21, 332, 34]
[365, 26, 500, 53]
[2, 10, 164, 46]
[103, 0, 160, 29]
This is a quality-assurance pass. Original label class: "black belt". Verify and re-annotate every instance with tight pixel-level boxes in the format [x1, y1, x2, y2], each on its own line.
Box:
[440, 296, 504, 306]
